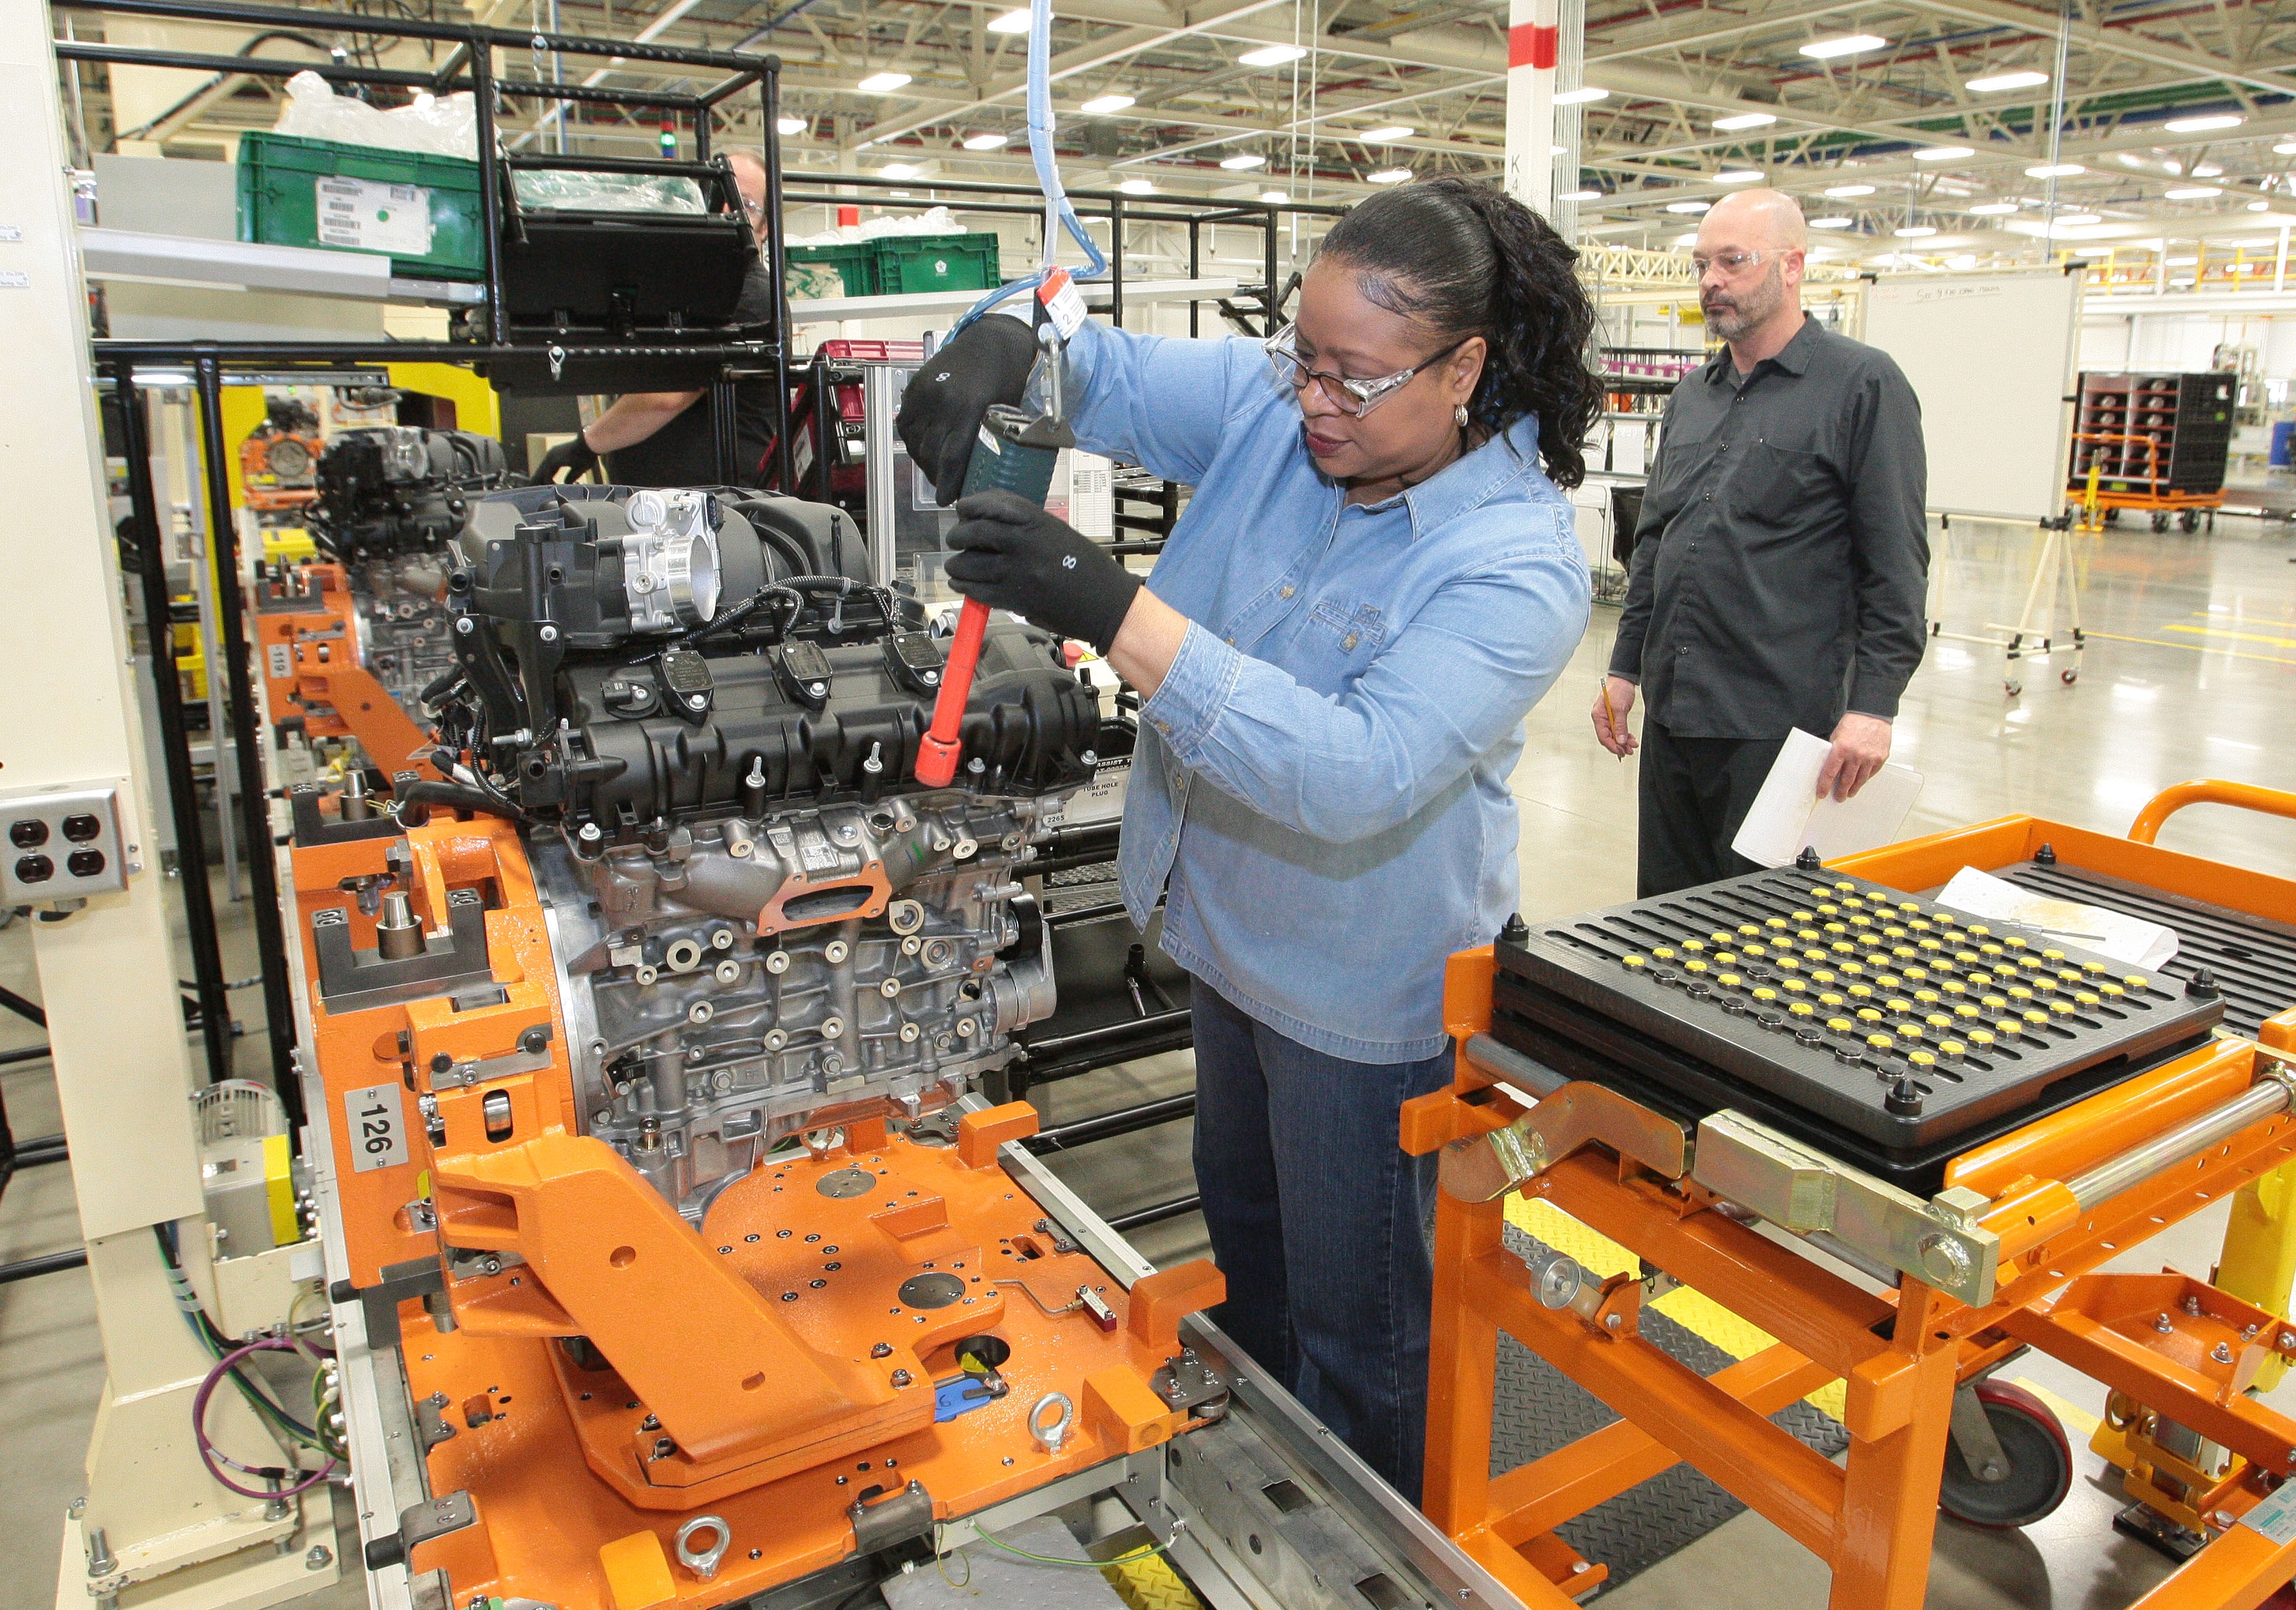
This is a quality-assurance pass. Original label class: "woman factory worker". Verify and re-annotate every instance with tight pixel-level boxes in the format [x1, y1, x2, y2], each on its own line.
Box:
[897, 176, 1597, 1503]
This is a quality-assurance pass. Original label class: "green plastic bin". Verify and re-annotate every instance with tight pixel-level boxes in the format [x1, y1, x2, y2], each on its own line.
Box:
[871, 232, 1000, 295]
[785, 240, 878, 300]
[236, 131, 485, 281]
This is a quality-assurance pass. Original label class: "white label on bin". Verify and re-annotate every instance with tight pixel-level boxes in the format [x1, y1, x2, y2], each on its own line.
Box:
[313, 176, 434, 257]
[342, 1082, 410, 1173]
[268, 644, 293, 680]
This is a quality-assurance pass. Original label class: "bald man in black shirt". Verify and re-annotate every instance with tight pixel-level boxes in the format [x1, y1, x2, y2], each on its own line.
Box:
[1592, 189, 1928, 898]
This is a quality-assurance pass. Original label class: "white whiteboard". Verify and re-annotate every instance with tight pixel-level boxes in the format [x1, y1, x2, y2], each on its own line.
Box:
[1862, 272, 2082, 523]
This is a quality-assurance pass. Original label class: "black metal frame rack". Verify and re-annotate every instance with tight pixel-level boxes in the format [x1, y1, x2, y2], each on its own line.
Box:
[58, 0, 801, 1116]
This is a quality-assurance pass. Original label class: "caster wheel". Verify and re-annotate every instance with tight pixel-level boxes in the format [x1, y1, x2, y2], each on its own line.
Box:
[2152, 511, 2171, 533]
[2005, 680, 2023, 696]
[2104, 508, 2122, 525]
[2180, 510, 2199, 533]
[2061, 668, 2079, 685]
[1939, 1380, 2074, 1529]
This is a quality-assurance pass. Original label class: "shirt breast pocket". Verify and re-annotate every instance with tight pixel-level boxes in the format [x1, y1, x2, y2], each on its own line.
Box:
[1734, 439, 1834, 528]
[1308, 599, 1389, 661]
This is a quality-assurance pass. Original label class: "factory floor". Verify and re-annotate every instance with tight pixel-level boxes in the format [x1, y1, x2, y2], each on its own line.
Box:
[5, 512, 2296, 1609]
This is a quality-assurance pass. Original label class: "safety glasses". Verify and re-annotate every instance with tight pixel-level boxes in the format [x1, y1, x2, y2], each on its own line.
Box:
[1263, 325, 1465, 419]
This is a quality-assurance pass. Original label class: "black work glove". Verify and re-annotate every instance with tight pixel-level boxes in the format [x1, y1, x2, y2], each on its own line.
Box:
[944, 490, 1142, 653]
[897, 315, 1040, 503]
[530, 434, 599, 485]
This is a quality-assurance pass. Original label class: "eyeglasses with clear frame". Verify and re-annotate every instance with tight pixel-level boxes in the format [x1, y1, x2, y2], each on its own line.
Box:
[1263, 324, 1467, 419]
[1691, 247, 1773, 278]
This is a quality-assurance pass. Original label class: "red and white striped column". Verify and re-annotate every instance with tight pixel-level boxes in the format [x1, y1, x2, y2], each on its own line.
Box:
[1505, 0, 1558, 212]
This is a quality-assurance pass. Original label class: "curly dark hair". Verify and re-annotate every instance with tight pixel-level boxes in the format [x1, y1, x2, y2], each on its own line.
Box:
[1316, 176, 1603, 489]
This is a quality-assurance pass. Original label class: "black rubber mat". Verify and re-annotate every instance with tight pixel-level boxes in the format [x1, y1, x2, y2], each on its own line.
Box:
[1490, 1225, 1849, 1595]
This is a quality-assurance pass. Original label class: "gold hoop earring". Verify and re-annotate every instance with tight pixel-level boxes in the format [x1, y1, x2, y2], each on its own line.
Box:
[1454, 404, 1469, 428]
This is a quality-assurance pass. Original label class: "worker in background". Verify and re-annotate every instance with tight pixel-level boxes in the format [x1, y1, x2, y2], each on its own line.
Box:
[896, 178, 1598, 1504]
[530, 148, 778, 487]
[1592, 188, 1928, 897]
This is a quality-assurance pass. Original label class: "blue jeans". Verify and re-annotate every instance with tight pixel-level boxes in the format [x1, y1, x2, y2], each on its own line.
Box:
[1187, 977, 1452, 1504]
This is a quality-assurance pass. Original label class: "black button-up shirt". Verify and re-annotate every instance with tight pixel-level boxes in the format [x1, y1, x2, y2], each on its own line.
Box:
[1610, 315, 1928, 740]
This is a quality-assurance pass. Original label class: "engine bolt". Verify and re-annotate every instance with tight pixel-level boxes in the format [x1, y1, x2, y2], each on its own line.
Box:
[872, 1343, 893, 1358]
[714, 960, 742, 985]
[891, 1370, 912, 1387]
[2213, 1342, 2235, 1364]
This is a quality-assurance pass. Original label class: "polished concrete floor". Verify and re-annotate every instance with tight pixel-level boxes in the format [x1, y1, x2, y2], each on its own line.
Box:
[5, 513, 2296, 1608]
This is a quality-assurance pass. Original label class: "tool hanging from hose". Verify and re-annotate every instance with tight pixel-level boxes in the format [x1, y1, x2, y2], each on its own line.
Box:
[916, 0, 1091, 788]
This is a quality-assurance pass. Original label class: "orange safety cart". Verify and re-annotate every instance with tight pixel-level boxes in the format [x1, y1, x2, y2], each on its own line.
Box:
[1411, 780, 2296, 1609]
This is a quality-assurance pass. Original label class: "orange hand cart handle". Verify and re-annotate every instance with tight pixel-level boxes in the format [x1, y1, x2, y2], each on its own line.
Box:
[2126, 778, 2296, 846]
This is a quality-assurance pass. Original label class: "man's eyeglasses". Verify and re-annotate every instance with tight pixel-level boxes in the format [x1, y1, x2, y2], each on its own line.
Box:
[1263, 326, 1466, 419]
[1691, 247, 1772, 278]
[739, 196, 765, 218]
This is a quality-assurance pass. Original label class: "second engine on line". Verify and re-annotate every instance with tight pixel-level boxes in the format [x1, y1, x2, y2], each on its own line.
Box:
[427, 482, 1100, 1222]
[308, 425, 509, 726]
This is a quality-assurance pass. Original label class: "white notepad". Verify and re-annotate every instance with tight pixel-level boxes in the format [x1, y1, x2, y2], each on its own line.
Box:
[1730, 727, 1925, 868]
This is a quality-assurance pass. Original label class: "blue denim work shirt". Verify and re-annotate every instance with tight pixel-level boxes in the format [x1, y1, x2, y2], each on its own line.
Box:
[1052, 317, 1591, 1062]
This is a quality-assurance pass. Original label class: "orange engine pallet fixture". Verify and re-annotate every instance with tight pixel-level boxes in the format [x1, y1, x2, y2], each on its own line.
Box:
[255, 563, 441, 779]
[296, 792, 1226, 1608]
[1414, 781, 2296, 1610]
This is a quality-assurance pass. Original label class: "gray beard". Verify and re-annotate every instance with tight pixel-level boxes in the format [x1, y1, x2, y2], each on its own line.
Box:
[1704, 262, 1785, 341]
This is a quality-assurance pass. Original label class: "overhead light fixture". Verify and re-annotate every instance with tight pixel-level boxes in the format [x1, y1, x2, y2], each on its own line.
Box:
[987, 7, 1032, 31]
[1714, 112, 1778, 130]
[1219, 152, 1266, 170]
[1561, 187, 1604, 201]
[2193, 162, 2223, 177]
[1823, 183, 1875, 197]
[878, 162, 920, 180]
[1800, 33, 1887, 59]
[1239, 43, 1307, 65]
[1715, 168, 1763, 183]
[2165, 114, 2242, 133]
[1947, 253, 1978, 269]
[2052, 212, 2101, 226]
[1913, 145, 1974, 161]
[1367, 168, 1414, 184]
[962, 132, 1008, 151]
[1665, 199, 1710, 213]
[2250, 200, 2275, 211]
[776, 116, 807, 136]
[1079, 93, 1134, 114]
[1118, 177, 1156, 194]
[2025, 162, 2084, 178]
[1810, 217, 1854, 229]
[1360, 124, 1414, 142]
[1967, 201, 2020, 215]
[1553, 86, 1609, 105]
[857, 71, 912, 93]
[1259, 189, 1288, 203]
[1968, 69, 2049, 92]
[2276, 140, 2296, 155]
[2166, 255, 2198, 265]
[2163, 185, 2222, 199]
[1894, 225, 1938, 237]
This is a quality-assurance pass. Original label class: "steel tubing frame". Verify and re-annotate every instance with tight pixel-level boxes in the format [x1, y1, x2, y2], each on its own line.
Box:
[1416, 947, 2296, 1610]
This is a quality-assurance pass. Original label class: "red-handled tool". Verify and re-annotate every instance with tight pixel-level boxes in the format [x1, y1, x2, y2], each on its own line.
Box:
[914, 597, 992, 787]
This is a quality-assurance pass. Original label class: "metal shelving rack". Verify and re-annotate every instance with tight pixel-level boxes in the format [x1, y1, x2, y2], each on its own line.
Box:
[56, 0, 799, 1118]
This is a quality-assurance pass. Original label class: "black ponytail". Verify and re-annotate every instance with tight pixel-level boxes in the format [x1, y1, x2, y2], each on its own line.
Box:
[1315, 176, 1602, 490]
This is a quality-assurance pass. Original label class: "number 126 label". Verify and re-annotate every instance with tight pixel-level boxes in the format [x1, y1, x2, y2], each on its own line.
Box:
[343, 1082, 410, 1172]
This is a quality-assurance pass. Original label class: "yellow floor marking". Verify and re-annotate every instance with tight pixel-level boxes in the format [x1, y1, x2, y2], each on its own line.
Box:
[2084, 630, 2296, 668]
[2161, 622, 2296, 650]
[1505, 1198, 1849, 1421]
[2006, 1375, 2103, 1439]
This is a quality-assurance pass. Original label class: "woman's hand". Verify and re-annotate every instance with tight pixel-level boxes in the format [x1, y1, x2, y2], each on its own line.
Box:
[895, 316, 1041, 502]
[945, 491, 1143, 652]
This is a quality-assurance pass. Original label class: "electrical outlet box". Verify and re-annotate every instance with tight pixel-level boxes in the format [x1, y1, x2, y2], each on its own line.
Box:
[0, 785, 133, 904]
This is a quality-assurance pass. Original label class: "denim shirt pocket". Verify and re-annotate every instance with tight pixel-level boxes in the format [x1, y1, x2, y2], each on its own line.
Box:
[1305, 599, 1390, 666]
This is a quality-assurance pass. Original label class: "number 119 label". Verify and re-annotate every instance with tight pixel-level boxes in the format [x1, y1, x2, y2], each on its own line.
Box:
[342, 1082, 409, 1172]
